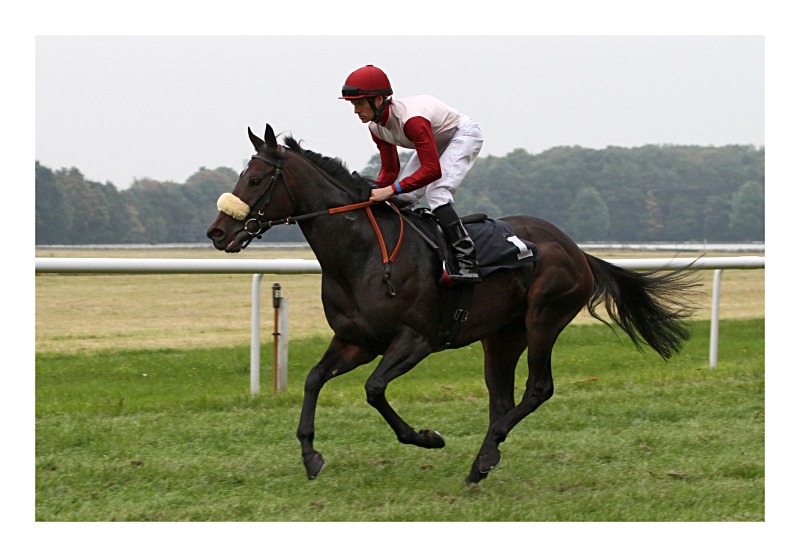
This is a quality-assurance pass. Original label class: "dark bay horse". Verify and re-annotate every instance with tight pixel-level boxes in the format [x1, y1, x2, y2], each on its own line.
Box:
[207, 124, 698, 484]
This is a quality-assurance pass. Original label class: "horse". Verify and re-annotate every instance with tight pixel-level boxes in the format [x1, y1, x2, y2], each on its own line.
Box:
[206, 124, 699, 484]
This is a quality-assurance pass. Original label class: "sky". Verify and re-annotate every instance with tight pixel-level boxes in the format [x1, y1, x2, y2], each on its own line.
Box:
[35, 34, 765, 189]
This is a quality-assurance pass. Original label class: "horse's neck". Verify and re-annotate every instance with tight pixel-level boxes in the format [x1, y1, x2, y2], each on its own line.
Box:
[287, 162, 377, 272]
[289, 170, 351, 215]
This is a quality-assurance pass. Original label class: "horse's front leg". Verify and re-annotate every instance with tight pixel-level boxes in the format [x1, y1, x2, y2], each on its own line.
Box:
[297, 336, 376, 479]
[364, 328, 444, 449]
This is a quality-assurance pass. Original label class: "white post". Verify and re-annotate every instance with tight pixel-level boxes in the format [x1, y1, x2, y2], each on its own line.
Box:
[250, 274, 263, 396]
[709, 269, 723, 370]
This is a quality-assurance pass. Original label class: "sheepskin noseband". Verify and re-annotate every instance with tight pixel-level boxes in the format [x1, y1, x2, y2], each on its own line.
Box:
[217, 193, 250, 221]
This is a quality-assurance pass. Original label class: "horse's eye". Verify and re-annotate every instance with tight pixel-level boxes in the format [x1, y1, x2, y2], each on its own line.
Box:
[250, 177, 262, 187]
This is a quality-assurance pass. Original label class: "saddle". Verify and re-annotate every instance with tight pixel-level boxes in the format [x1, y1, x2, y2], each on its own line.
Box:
[403, 208, 538, 284]
[400, 208, 539, 350]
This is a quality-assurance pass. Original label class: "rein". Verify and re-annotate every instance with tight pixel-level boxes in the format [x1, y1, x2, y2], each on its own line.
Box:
[365, 202, 404, 296]
[278, 200, 404, 296]
[224, 149, 405, 295]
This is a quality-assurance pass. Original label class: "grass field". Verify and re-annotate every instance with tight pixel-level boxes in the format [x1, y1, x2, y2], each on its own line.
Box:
[34, 248, 766, 527]
[35, 320, 764, 522]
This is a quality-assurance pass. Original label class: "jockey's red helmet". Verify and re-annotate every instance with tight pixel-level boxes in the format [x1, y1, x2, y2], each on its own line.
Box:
[340, 65, 393, 99]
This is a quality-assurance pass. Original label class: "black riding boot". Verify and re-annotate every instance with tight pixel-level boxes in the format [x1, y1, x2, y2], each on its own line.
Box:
[433, 204, 481, 284]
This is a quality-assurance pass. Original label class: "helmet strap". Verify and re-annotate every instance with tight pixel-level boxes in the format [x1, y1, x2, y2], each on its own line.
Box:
[368, 96, 389, 123]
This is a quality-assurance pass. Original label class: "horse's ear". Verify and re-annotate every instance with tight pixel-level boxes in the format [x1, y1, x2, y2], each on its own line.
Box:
[263, 124, 278, 152]
[248, 127, 265, 152]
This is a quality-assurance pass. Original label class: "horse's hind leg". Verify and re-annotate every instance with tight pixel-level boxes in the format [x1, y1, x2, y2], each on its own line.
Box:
[297, 336, 376, 479]
[466, 325, 559, 484]
[466, 324, 528, 483]
[482, 321, 527, 424]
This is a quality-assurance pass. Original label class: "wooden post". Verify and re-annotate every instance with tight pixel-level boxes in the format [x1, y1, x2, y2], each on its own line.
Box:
[272, 283, 281, 393]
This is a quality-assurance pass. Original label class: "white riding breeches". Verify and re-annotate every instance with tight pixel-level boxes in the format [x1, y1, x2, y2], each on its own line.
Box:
[394, 114, 484, 210]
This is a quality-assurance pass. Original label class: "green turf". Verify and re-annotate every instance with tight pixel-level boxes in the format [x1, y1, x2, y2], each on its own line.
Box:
[36, 319, 764, 521]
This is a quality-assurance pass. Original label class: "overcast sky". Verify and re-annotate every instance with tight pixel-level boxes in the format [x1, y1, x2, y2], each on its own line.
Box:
[35, 35, 765, 189]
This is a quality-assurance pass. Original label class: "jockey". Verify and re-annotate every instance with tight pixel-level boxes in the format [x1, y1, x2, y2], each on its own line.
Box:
[340, 64, 484, 284]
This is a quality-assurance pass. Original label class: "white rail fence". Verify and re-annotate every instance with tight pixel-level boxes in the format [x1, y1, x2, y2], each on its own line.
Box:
[35, 256, 765, 395]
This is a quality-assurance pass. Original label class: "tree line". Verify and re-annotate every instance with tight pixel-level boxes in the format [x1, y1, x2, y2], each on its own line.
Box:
[35, 143, 764, 245]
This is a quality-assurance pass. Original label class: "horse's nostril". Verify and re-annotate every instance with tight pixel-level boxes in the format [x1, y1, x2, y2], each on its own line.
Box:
[207, 227, 224, 239]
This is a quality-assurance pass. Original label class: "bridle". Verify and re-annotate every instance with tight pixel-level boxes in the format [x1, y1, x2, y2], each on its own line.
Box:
[239, 146, 292, 245]
[235, 146, 376, 245]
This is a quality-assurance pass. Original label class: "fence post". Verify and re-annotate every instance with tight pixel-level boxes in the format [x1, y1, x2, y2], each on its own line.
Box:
[250, 274, 263, 396]
[709, 269, 723, 369]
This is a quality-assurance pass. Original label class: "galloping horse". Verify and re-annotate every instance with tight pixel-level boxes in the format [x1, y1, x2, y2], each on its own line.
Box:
[207, 125, 698, 484]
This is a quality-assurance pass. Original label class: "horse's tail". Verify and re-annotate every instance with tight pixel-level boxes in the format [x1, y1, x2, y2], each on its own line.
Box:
[583, 253, 701, 360]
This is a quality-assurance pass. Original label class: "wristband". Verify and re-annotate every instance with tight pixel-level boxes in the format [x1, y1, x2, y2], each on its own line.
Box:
[393, 181, 403, 194]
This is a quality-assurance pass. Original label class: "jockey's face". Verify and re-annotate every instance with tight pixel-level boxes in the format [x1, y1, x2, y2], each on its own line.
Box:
[350, 97, 384, 123]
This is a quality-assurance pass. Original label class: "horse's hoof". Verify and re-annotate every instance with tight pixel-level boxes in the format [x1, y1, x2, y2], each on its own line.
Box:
[478, 449, 501, 474]
[464, 460, 489, 484]
[419, 429, 446, 449]
[464, 471, 488, 484]
[303, 451, 325, 479]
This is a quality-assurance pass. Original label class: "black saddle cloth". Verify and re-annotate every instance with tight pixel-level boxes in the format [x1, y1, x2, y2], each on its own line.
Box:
[404, 210, 538, 278]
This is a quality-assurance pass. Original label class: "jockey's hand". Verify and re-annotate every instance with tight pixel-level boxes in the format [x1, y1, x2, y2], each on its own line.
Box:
[369, 185, 395, 203]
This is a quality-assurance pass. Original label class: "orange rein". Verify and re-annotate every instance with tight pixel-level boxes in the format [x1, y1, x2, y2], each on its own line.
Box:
[329, 200, 405, 267]
[328, 200, 404, 295]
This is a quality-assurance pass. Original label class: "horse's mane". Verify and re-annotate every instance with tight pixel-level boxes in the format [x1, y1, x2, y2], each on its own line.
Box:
[280, 135, 417, 210]
[282, 135, 373, 193]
